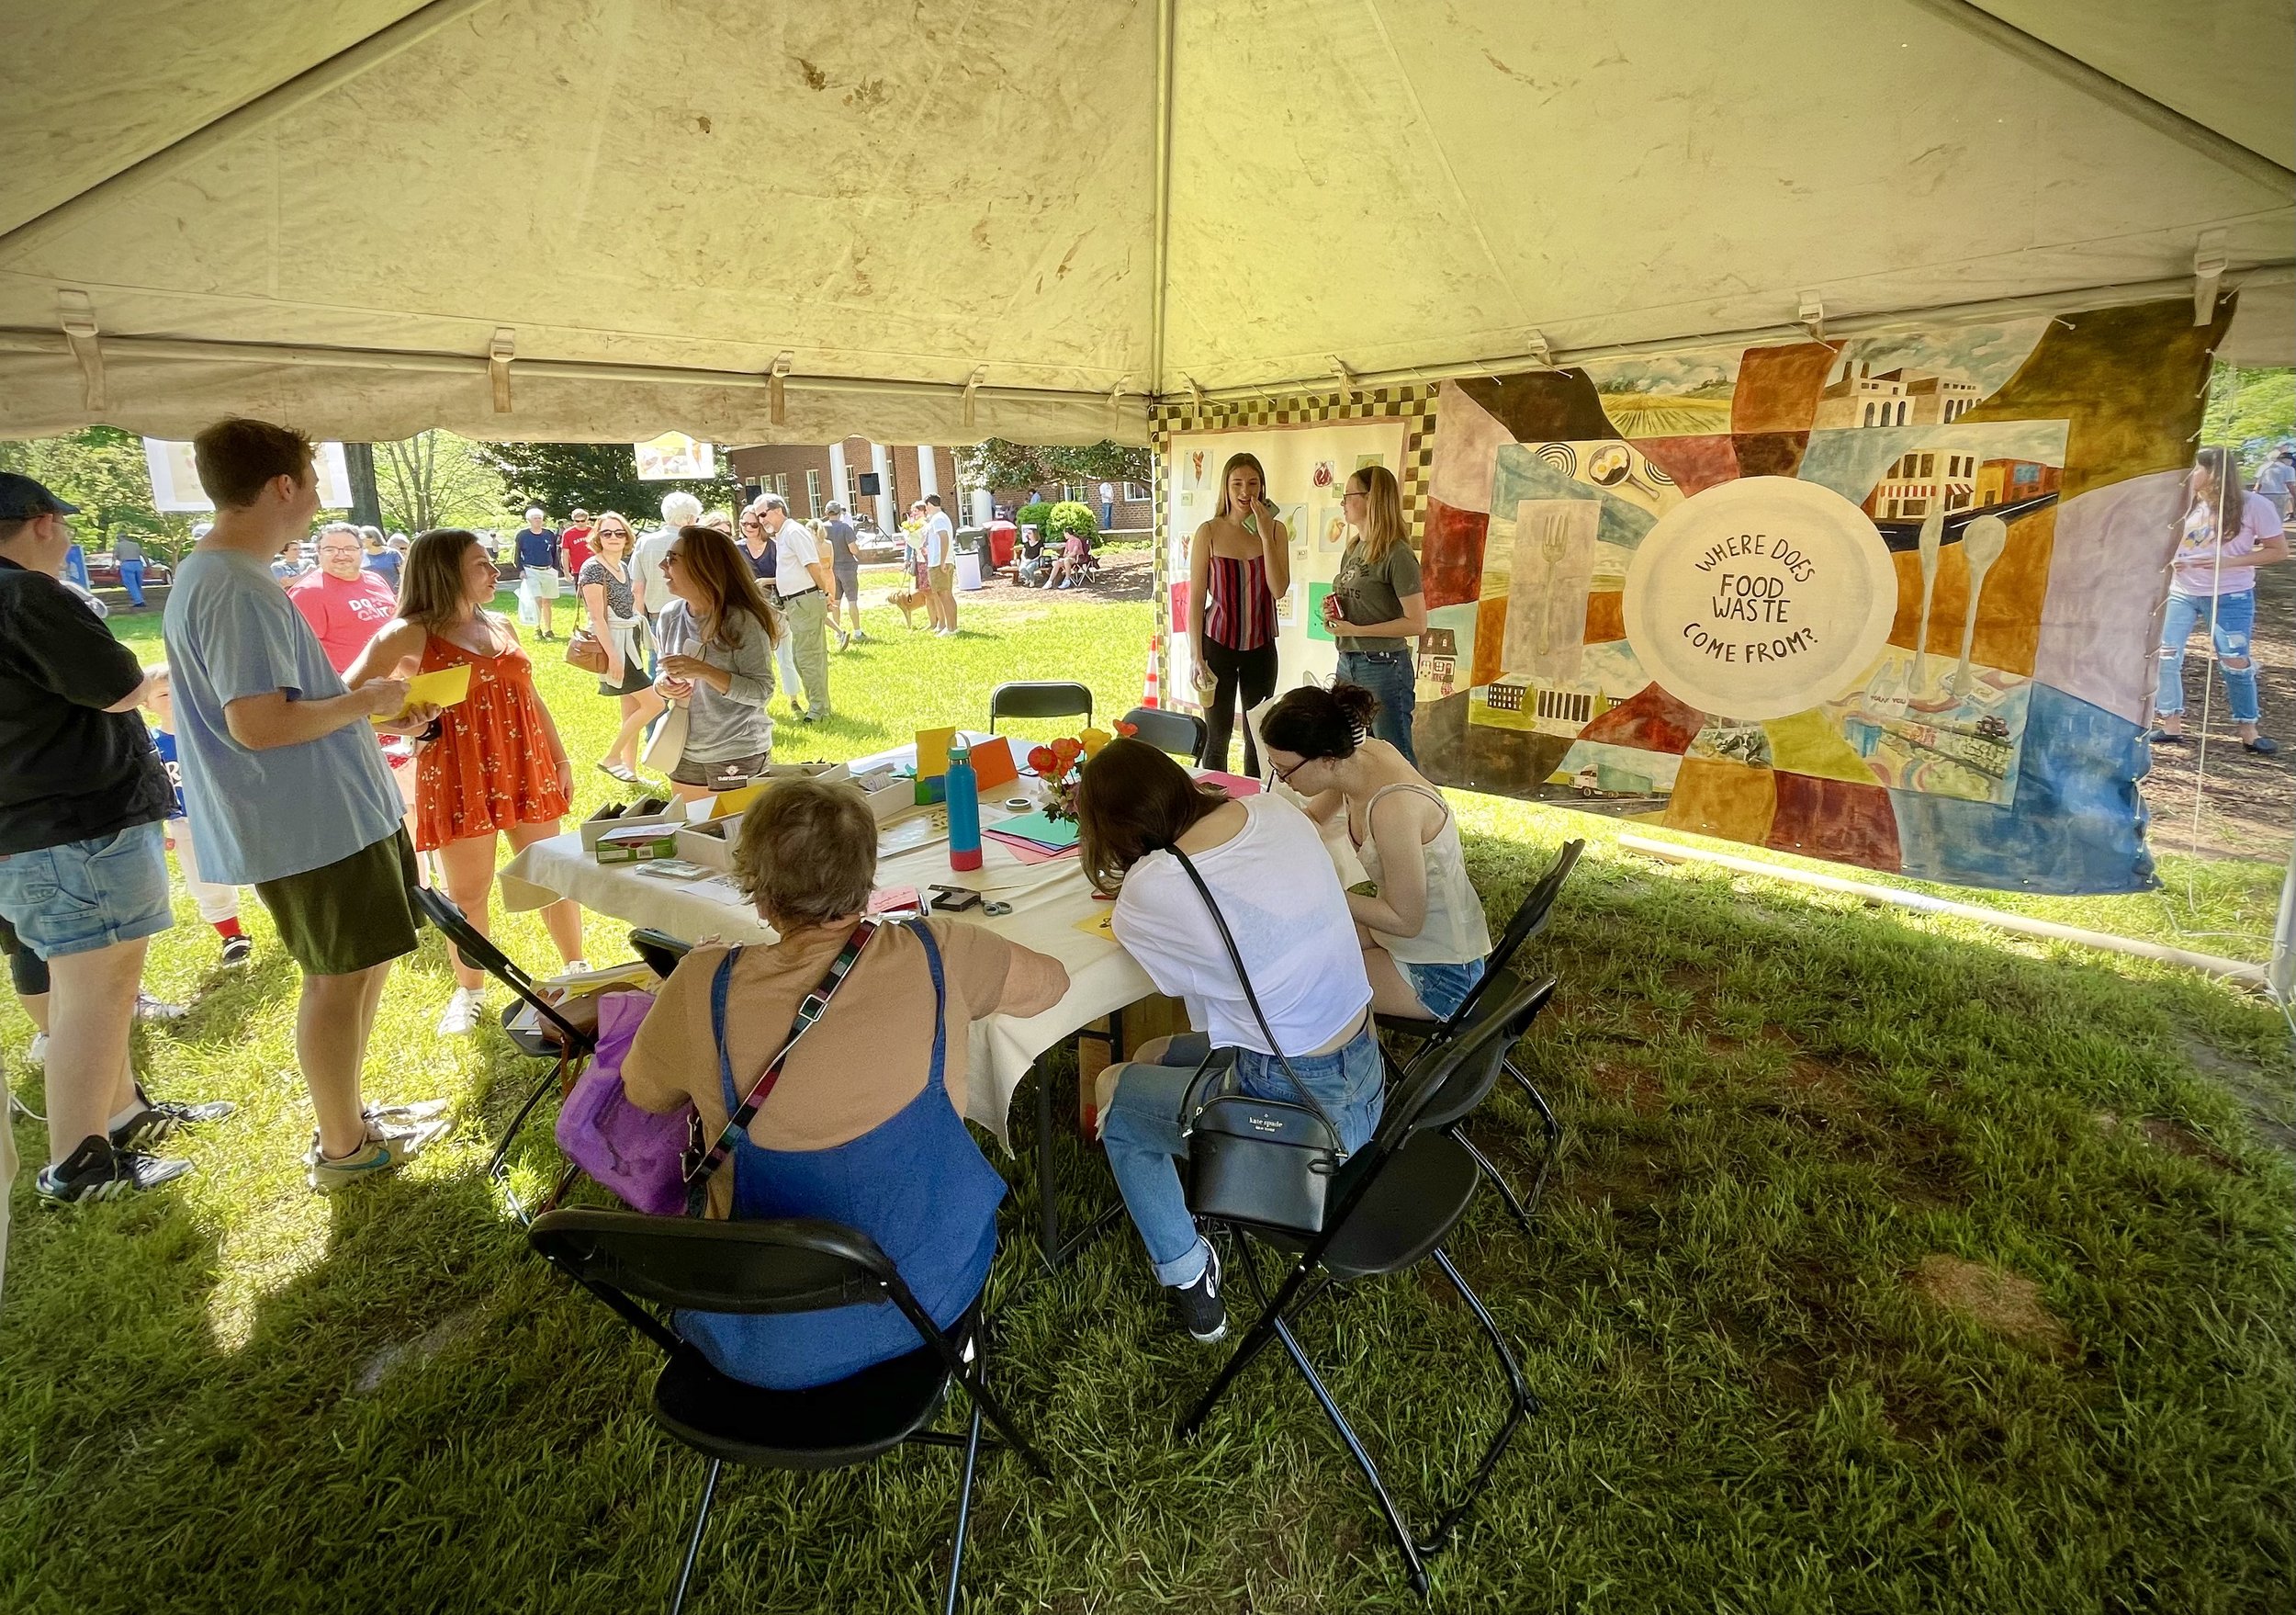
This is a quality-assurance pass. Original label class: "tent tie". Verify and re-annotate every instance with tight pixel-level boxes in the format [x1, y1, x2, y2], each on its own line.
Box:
[2192, 232, 2227, 327]
[58, 290, 104, 412]
[769, 351, 794, 426]
[488, 327, 515, 413]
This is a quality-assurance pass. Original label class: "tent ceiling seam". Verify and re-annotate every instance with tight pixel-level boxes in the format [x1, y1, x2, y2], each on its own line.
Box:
[1902, 0, 2294, 192]
[0, 0, 501, 265]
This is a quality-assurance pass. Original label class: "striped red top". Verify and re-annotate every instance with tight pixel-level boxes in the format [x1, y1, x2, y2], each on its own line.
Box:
[1204, 553, 1274, 651]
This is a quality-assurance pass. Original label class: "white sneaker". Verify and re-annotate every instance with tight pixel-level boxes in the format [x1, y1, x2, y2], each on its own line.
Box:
[565, 959, 591, 976]
[27, 1032, 48, 1067]
[435, 987, 484, 1036]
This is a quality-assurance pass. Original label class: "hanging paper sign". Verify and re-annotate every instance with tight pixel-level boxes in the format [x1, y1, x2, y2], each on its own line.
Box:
[143, 438, 352, 512]
[635, 433, 716, 480]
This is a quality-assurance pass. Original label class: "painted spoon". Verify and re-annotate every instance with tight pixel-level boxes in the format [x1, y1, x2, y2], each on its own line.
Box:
[1912, 505, 1944, 695]
[1952, 514, 2009, 697]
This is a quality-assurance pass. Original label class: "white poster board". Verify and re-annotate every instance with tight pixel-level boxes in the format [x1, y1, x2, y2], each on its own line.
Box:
[142, 438, 352, 512]
[635, 433, 715, 480]
[1164, 418, 1409, 706]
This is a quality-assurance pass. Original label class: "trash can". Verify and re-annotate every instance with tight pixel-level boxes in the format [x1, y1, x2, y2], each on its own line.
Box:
[956, 550, 985, 592]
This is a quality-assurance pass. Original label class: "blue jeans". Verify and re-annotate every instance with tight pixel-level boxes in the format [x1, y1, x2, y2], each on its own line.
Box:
[1337, 649, 1417, 764]
[2156, 590, 2259, 726]
[0, 822, 172, 959]
[1401, 957, 1484, 1020]
[118, 559, 146, 607]
[1101, 1022, 1384, 1285]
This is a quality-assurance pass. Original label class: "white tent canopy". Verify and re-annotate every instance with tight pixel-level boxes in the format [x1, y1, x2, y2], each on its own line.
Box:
[0, 0, 2288, 446]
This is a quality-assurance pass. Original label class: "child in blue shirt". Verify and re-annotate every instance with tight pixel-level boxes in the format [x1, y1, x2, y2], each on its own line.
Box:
[145, 670, 253, 967]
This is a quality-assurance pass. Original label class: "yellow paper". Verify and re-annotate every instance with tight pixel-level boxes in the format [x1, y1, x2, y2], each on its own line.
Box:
[371, 662, 470, 723]
[916, 727, 957, 780]
[1073, 909, 1117, 943]
[710, 781, 767, 819]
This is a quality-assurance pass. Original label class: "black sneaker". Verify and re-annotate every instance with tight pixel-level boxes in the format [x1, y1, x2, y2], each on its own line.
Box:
[35, 1135, 194, 1203]
[1171, 1241, 1228, 1344]
[109, 1087, 237, 1151]
[219, 934, 253, 967]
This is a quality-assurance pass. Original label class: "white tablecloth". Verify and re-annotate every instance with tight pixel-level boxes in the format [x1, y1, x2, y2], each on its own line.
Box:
[497, 740, 1154, 1147]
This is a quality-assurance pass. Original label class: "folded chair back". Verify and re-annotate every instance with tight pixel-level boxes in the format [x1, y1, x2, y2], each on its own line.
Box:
[1449, 840, 1582, 1024]
[531, 1208, 912, 1317]
[989, 679, 1094, 732]
[1407, 975, 1558, 1134]
[1120, 705, 1206, 762]
[410, 884, 586, 1046]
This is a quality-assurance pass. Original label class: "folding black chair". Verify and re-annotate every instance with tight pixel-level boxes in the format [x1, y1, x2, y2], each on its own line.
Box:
[409, 885, 592, 1215]
[628, 926, 692, 980]
[1374, 839, 1583, 1237]
[987, 680, 1093, 735]
[1120, 705, 1205, 762]
[1180, 971, 1557, 1597]
[529, 1210, 1050, 1615]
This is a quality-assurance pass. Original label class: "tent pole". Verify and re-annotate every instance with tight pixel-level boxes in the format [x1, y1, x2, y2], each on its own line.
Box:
[1149, 0, 1176, 401]
[2270, 835, 2295, 1010]
[0, 0, 501, 258]
[1897, 0, 2295, 197]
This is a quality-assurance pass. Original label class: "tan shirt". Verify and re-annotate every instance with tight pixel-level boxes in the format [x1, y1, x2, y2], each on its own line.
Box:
[623, 920, 1064, 1200]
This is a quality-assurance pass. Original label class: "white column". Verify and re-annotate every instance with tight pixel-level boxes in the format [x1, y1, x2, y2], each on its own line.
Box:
[870, 441, 895, 532]
[827, 440, 849, 512]
[916, 444, 940, 500]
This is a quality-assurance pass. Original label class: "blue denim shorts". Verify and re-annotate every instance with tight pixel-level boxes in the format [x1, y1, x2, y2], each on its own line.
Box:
[0, 821, 173, 959]
[1401, 957, 1485, 1021]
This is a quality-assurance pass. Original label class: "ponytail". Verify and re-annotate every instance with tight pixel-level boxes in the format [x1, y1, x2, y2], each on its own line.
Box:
[1263, 680, 1380, 762]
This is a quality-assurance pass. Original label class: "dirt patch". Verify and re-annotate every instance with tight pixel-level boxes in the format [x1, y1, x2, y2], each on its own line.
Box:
[2137, 1117, 2240, 1170]
[1774, 1055, 1861, 1106]
[1908, 1255, 2073, 1356]
[2176, 1030, 2296, 1161]
[1584, 1058, 1665, 1114]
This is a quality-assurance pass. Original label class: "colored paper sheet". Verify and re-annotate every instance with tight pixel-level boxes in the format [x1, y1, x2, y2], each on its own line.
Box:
[371, 662, 469, 723]
[984, 810, 1078, 849]
[984, 830, 1078, 864]
[1074, 909, 1117, 942]
[966, 735, 1019, 789]
[916, 727, 957, 779]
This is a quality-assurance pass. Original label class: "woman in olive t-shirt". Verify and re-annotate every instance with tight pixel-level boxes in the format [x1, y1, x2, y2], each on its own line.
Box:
[1321, 465, 1426, 763]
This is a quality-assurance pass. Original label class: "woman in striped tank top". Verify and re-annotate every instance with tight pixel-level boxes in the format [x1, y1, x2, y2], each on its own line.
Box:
[1188, 452, 1290, 775]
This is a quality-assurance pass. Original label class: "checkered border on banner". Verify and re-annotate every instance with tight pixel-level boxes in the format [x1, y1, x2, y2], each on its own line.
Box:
[1146, 385, 1439, 707]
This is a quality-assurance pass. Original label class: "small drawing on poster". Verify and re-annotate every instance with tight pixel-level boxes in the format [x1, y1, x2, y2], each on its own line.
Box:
[1187, 449, 1208, 489]
[1277, 503, 1308, 548]
[1316, 505, 1347, 554]
[1311, 459, 1338, 491]
[1276, 584, 1299, 627]
[1354, 454, 1386, 472]
[1305, 582, 1335, 641]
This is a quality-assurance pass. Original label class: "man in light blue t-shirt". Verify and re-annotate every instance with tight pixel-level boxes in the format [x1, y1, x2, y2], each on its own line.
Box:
[162, 418, 446, 1192]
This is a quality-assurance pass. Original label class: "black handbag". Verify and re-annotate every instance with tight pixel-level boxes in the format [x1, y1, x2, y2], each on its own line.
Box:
[1167, 845, 1349, 1237]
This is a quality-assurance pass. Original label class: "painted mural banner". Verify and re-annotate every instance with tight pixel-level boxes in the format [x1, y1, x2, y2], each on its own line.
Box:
[1412, 298, 2231, 894]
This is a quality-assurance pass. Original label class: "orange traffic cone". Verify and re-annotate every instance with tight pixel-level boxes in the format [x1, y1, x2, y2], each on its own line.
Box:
[1141, 638, 1161, 709]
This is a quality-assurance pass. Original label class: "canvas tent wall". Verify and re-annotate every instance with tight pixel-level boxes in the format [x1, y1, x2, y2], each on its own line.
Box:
[0, 0, 2287, 447]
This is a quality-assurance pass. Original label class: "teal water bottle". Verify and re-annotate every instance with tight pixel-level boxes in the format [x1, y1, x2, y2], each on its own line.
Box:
[946, 745, 983, 871]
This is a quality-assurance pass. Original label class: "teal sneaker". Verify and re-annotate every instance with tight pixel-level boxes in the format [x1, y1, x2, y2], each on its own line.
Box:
[305, 1115, 450, 1193]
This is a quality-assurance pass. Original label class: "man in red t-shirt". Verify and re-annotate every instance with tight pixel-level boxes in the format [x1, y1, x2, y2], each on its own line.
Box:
[561, 507, 595, 578]
[288, 523, 401, 674]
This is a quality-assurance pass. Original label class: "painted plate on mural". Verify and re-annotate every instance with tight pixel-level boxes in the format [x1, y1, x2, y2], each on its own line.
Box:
[1620, 476, 1897, 722]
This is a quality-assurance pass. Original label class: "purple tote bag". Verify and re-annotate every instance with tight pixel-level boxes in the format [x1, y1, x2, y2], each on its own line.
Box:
[554, 990, 692, 1215]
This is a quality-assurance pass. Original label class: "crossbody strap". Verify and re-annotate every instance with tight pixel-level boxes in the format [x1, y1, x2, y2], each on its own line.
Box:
[1165, 844, 1342, 1144]
[690, 918, 880, 1184]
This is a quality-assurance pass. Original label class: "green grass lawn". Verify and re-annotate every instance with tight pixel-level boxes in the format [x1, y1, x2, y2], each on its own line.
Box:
[2, 583, 2290, 1612]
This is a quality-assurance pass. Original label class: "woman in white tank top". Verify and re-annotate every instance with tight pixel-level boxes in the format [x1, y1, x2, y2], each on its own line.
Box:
[1260, 682, 1492, 1020]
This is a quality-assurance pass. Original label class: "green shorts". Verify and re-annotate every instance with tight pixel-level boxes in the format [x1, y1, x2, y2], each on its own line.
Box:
[253, 830, 423, 977]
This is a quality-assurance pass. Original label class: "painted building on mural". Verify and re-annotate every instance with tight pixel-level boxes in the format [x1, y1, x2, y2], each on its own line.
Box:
[1812, 360, 1984, 429]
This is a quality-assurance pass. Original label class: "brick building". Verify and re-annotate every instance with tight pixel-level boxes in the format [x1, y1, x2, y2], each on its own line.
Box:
[726, 439, 966, 532]
[985, 475, 1155, 532]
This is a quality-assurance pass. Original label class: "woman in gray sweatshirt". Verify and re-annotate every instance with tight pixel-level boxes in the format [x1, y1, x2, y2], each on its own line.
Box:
[651, 524, 783, 800]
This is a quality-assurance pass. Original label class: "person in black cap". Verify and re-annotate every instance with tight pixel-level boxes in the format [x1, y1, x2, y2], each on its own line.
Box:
[0, 473, 234, 1203]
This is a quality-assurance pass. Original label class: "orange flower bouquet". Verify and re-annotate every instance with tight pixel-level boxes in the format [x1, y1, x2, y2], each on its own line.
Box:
[1029, 721, 1135, 821]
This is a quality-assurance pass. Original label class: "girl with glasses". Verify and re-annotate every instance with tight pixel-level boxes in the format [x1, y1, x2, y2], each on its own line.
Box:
[1322, 465, 1426, 764]
[578, 514, 663, 783]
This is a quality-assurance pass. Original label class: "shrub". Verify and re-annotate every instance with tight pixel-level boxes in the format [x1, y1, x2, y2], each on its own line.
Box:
[1044, 501, 1099, 543]
[1015, 500, 1054, 534]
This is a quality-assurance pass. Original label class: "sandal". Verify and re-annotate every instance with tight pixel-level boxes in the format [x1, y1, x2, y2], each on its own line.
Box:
[2147, 728, 2188, 744]
[2243, 735, 2279, 755]
[596, 761, 639, 783]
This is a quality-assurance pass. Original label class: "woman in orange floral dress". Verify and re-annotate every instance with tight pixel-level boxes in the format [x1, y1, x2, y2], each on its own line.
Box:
[348, 529, 585, 1033]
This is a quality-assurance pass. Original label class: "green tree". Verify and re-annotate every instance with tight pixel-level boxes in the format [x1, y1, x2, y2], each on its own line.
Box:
[376, 430, 513, 534]
[0, 427, 198, 561]
[2202, 365, 2294, 475]
[473, 442, 740, 526]
[959, 439, 1148, 496]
